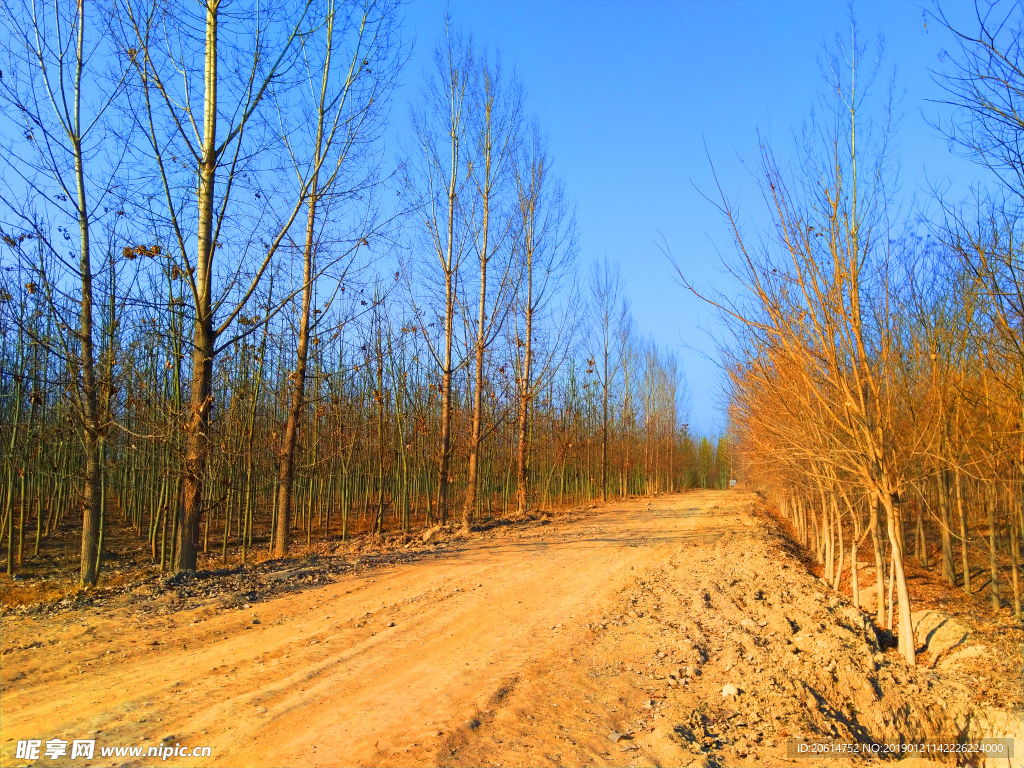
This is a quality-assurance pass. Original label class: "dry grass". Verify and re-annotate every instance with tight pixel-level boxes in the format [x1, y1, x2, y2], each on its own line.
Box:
[0, 579, 73, 608]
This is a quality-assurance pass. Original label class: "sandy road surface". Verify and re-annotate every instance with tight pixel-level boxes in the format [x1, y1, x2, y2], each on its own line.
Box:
[5, 491, 1018, 768]
[1, 491, 745, 767]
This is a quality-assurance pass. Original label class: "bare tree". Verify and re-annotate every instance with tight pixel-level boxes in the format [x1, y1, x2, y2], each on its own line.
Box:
[460, 50, 522, 530]
[936, 0, 1024, 617]
[402, 23, 472, 526]
[115, 0, 321, 571]
[272, 0, 402, 558]
[1, 0, 132, 586]
[589, 257, 628, 502]
[934, 0, 1024, 200]
[511, 123, 577, 515]
[678, 22, 921, 663]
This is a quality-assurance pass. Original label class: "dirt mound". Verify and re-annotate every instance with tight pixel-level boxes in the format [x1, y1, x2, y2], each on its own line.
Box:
[447, 501, 1022, 767]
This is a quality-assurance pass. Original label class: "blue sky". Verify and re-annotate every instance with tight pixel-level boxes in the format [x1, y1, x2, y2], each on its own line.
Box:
[389, 0, 985, 434]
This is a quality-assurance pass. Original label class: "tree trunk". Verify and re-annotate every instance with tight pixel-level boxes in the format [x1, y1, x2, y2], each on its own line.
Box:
[870, 496, 886, 627]
[915, 496, 929, 567]
[937, 469, 956, 585]
[515, 346, 531, 516]
[436, 152, 459, 528]
[881, 491, 915, 665]
[822, 486, 834, 581]
[178, 326, 213, 572]
[374, 334, 386, 535]
[851, 536, 860, 609]
[886, 546, 895, 630]
[176, 0, 220, 573]
[986, 482, 1001, 611]
[832, 494, 844, 591]
[954, 465, 971, 595]
[515, 214, 535, 517]
[437, 361, 452, 526]
[1010, 511, 1022, 622]
[71, 1, 102, 588]
[462, 293, 486, 529]
[813, 499, 823, 564]
[78, 402, 102, 587]
[274, 193, 318, 558]
[462, 71, 501, 531]
[601, 324, 610, 503]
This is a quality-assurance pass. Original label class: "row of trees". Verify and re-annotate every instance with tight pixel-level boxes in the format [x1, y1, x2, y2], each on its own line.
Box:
[0, 1, 712, 587]
[0, 260, 711, 576]
[705, 6, 1024, 666]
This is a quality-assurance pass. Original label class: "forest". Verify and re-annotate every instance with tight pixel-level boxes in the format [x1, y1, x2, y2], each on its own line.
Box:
[0, 0, 1021, 681]
[695, 5, 1024, 665]
[0, 1, 730, 592]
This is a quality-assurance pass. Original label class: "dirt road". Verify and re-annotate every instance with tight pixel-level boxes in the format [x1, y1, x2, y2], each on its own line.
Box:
[1, 491, 1019, 767]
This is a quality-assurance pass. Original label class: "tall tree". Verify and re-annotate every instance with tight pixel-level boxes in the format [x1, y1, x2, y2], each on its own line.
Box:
[937, 1, 1024, 613]
[511, 124, 577, 515]
[272, 0, 401, 558]
[460, 50, 521, 529]
[680, 21, 920, 662]
[1, 0, 131, 586]
[402, 24, 472, 526]
[117, 0, 318, 571]
[589, 257, 627, 502]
